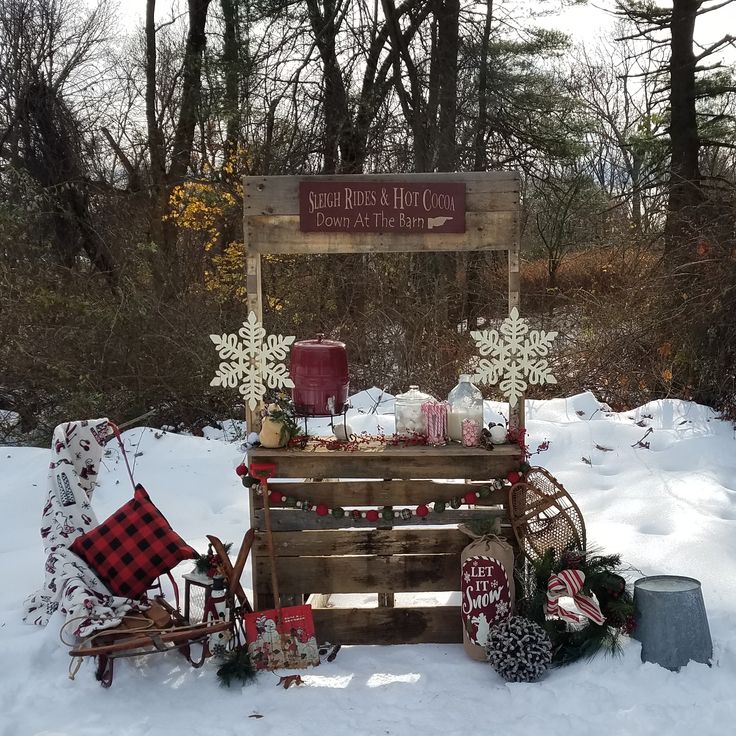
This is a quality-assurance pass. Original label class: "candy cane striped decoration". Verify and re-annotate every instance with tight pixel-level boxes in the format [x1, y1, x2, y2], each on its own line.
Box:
[545, 568, 606, 625]
[422, 400, 448, 445]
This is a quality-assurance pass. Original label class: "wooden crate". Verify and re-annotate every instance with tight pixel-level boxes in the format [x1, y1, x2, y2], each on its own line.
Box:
[248, 443, 520, 645]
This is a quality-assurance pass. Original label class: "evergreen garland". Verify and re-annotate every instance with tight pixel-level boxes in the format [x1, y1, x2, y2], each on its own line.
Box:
[518, 548, 635, 666]
[194, 541, 233, 576]
[216, 646, 257, 688]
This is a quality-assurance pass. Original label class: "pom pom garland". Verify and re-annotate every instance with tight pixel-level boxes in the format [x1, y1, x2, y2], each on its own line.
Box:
[485, 616, 552, 683]
[246, 472, 528, 524]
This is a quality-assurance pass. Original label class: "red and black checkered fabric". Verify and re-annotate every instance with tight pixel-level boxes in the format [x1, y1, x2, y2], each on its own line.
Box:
[70, 484, 196, 599]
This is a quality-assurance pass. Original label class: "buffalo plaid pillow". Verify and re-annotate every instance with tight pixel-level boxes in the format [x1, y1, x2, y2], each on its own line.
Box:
[70, 484, 196, 599]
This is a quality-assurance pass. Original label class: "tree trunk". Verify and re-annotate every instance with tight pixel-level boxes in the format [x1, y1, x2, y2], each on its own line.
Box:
[145, 0, 211, 295]
[664, 0, 702, 254]
[169, 0, 211, 183]
[436, 0, 459, 172]
[306, 0, 352, 174]
[631, 152, 642, 231]
[220, 0, 240, 167]
[217, 0, 241, 258]
[473, 0, 493, 171]
[382, 0, 429, 172]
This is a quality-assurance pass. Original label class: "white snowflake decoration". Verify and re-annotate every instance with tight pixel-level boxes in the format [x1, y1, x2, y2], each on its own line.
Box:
[495, 600, 510, 619]
[209, 311, 295, 410]
[471, 307, 558, 408]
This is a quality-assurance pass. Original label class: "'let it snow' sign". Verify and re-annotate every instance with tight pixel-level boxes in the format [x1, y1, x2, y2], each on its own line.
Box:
[299, 181, 465, 234]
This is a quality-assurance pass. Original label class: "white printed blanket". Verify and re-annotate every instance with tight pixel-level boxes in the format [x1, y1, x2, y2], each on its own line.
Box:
[23, 418, 146, 639]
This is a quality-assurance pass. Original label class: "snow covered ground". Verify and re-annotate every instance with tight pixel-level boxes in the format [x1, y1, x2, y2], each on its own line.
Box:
[2, 391, 736, 736]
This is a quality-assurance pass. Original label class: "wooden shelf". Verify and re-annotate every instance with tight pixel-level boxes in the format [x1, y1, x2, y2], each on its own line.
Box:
[251, 442, 520, 457]
[248, 441, 521, 643]
[249, 443, 521, 480]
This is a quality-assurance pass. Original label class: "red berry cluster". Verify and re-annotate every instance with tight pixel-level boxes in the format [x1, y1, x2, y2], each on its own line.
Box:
[285, 432, 429, 452]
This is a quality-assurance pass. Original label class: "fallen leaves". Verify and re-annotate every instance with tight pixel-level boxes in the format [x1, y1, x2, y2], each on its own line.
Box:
[277, 674, 304, 689]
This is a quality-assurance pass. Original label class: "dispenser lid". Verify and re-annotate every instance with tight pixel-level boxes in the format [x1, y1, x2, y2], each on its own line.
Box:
[293, 333, 346, 349]
[396, 385, 434, 405]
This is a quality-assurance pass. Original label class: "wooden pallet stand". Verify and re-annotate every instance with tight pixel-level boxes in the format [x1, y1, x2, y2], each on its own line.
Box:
[249, 443, 521, 645]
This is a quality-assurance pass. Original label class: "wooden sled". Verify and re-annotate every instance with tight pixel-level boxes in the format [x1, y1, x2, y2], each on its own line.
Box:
[69, 530, 255, 687]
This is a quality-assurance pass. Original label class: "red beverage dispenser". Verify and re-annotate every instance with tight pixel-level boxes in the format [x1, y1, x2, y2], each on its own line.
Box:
[290, 335, 349, 416]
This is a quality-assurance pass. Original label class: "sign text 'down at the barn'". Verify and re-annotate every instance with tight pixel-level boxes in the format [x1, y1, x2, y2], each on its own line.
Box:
[299, 181, 466, 234]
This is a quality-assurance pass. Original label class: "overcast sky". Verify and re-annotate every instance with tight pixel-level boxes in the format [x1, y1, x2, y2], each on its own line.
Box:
[116, 0, 736, 64]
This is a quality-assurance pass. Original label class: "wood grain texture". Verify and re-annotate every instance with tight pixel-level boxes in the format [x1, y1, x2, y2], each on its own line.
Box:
[244, 171, 519, 216]
[311, 605, 463, 644]
[254, 553, 459, 594]
[246, 212, 516, 255]
[254, 528, 473, 557]
[264, 480, 507, 506]
[253, 508, 508, 532]
[248, 444, 520, 480]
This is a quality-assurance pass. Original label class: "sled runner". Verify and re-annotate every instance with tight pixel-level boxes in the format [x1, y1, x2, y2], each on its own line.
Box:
[67, 531, 255, 687]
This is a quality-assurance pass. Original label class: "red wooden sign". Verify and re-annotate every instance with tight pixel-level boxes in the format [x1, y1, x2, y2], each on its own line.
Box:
[299, 181, 465, 234]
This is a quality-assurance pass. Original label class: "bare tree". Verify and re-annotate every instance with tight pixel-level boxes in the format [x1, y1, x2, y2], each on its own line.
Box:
[146, 0, 212, 294]
[616, 0, 736, 253]
[0, 0, 119, 282]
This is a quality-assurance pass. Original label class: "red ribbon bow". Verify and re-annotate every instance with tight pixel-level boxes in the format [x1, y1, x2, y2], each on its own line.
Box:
[545, 568, 606, 625]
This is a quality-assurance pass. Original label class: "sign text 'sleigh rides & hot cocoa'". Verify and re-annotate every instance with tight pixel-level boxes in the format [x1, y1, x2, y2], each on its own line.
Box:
[299, 181, 466, 234]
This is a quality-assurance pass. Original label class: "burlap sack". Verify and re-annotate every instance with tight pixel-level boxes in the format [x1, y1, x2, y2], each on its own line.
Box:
[459, 526, 515, 660]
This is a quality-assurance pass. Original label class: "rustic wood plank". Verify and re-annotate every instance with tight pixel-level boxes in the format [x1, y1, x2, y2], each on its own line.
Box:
[248, 444, 520, 480]
[311, 606, 463, 644]
[265, 480, 507, 506]
[253, 508, 507, 532]
[378, 591, 394, 607]
[251, 442, 520, 458]
[244, 172, 519, 216]
[508, 247, 520, 312]
[244, 253, 262, 433]
[255, 553, 460, 594]
[249, 486, 265, 610]
[246, 212, 516, 255]
[254, 528, 474, 557]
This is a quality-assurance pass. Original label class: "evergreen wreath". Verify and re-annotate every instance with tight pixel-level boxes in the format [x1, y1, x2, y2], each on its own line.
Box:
[485, 616, 553, 683]
[518, 548, 636, 666]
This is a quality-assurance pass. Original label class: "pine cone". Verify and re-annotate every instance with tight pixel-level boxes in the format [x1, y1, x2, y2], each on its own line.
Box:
[485, 616, 553, 683]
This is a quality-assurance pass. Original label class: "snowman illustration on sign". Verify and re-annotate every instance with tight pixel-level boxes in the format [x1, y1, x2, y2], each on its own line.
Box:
[470, 612, 492, 648]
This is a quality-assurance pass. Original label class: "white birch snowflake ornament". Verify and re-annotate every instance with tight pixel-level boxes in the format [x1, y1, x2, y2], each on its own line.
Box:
[471, 307, 558, 408]
[209, 311, 295, 410]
